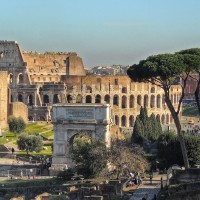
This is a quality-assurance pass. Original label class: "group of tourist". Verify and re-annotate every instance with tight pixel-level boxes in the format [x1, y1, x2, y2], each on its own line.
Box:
[126, 172, 142, 187]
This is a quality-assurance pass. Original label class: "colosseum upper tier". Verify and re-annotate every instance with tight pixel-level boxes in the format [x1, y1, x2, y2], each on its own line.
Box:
[0, 40, 181, 128]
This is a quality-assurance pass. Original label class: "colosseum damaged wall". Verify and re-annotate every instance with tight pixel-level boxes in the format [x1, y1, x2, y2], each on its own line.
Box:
[0, 40, 182, 132]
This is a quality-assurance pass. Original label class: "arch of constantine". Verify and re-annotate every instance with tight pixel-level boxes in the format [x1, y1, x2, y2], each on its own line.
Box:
[51, 103, 112, 169]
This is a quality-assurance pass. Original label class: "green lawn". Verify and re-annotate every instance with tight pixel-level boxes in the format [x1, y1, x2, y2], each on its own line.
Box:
[25, 122, 53, 134]
[0, 122, 54, 156]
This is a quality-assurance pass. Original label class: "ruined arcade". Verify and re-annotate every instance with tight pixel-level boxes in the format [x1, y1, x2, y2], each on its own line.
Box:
[0, 40, 182, 129]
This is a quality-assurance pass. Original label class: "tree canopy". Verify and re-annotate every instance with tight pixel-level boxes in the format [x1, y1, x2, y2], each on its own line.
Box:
[17, 133, 43, 154]
[8, 116, 26, 135]
[132, 107, 162, 144]
[157, 132, 200, 168]
[127, 50, 200, 168]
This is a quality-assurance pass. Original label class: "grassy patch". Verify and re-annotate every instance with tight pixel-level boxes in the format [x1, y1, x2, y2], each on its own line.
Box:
[41, 130, 53, 138]
[25, 122, 53, 135]
[0, 177, 63, 188]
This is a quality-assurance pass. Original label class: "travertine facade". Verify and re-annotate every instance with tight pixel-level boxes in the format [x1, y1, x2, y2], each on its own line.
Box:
[0, 71, 9, 129]
[0, 40, 182, 130]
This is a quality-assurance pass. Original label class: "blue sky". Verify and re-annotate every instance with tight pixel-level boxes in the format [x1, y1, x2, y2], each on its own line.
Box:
[1, 0, 200, 67]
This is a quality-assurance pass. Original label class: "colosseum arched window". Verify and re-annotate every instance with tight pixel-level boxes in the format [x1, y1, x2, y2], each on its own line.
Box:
[113, 95, 119, 106]
[162, 94, 165, 106]
[28, 95, 33, 106]
[67, 95, 73, 103]
[161, 114, 165, 124]
[8, 73, 13, 84]
[156, 114, 160, 121]
[151, 87, 155, 93]
[10, 95, 13, 102]
[28, 116, 34, 121]
[129, 115, 134, 127]
[18, 94, 23, 102]
[104, 95, 110, 104]
[129, 95, 134, 108]
[43, 95, 50, 104]
[18, 73, 23, 84]
[122, 87, 127, 93]
[170, 95, 173, 104]
[144, 95, 148, 107]
[122, 95, 127, 108]
[86, 86, 92, 93]
[95, 94, 101, 103]
[137, 95, 142, 106]
[115, 115, 119, 125]
[86, 95, 92, 103]
[166, 113, 169, 124]
[53, 94, 60, 104]
[157, 94, 161, 108]
[76, 94, 82, 103]
[121, 115, 127, 127]
[150, 95, 155, 108]
[170, 115, 173, 123]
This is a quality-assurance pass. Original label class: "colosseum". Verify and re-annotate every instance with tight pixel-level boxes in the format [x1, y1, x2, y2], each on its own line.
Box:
[0, 40, 182, 130]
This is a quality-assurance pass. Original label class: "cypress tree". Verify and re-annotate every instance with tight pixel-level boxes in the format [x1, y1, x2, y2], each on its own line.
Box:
[132, 107, 163, 144]
[132, 116, 144, 144]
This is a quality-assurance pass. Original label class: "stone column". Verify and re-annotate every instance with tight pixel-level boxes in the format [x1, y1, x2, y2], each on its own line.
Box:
[118, 96, 122, 108]
[34, 92, 37, 106]
[126, 95, 130, 109]
[82, 95, 86, 103]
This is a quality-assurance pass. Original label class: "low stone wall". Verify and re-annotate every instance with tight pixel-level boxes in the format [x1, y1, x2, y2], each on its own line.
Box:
[167, 189, 200, 200]
[170, 168, 200, 184]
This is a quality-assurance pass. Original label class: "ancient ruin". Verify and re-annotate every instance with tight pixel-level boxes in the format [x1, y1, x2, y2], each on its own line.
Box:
[51, 104, 112, 169]
[0, 40, 182, 130]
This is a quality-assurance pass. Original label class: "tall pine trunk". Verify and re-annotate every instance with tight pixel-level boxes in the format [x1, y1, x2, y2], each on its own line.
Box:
[165, 94, 189, 169]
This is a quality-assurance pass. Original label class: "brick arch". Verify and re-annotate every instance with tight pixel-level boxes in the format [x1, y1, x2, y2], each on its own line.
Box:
[95, 94, 101, 103]
[27, 94, 33, 106]
[43, 94, 49, 104]
[86, 95, 92, 103]
[104, 94, 110, 104]
[67, 94, 73, 103]
[151, 87, 155, 93]
[122, 95, 127, 108]
[129, 115, 134, 127]
[122, 87, 127, 93]
[137, 95, 142, 106]
[18, 94, 23, 102]
[113, 94, 119, 106]
[121, 115, 127, 127]
[17, 73, 23, 84]
[157, 94, 161, 108]
[53, 94, 60, 104]
[130, 95, 134, 108]
[144, 94, 148, 107]
[161, 114, 165, 124]
[156, 114, 160, 121]
[115, 115, 119, 125]
[150, 95, 155, 108]
[8, 73, 13, 84]
[166, 113, 169, 124]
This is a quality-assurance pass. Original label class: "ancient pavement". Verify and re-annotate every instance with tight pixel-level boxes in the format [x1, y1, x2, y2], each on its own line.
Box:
[129, 175, 166, 200]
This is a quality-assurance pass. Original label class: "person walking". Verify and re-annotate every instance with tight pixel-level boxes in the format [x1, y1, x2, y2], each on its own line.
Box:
[150, 174, 153, 184]
[11, 148, 15, 154]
